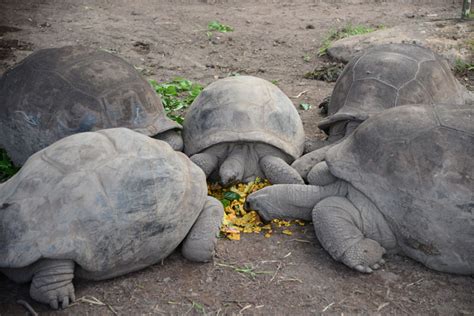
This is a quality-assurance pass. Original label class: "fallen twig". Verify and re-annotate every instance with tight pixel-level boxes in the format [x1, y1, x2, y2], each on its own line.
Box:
[321, 302, 334, 312]
[270, 261, 283, 283]
[406, 278, 424, 287]
[17, 300, 38, 316]
[239, 304, 252, 314]
[74, 296, 117, 315]
[291, 90, 308, 99]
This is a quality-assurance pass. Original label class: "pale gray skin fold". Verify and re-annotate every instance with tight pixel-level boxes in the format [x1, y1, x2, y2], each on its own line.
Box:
[248, 104, 474, 275]
[0, 128, 223, 310]
[293, 43, 467, 180]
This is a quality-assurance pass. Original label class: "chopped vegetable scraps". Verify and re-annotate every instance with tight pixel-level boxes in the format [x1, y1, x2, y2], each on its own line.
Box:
[208, 178, 307, 240]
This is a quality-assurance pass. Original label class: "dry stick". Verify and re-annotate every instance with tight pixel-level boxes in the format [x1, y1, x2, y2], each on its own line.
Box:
[291, 90, 308, 99]
[74, 296, 118, 315]
[321, 302, 335, 312]
[17, 300, 38, 316]
[269, 261, 282, 283]
[239, 305, 252, 314]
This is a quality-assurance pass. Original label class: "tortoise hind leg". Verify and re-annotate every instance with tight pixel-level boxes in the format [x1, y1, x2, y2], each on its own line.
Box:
[29, 259, 75, 309]
[312, 197, 386, 273]
[181, 196, 224, 262]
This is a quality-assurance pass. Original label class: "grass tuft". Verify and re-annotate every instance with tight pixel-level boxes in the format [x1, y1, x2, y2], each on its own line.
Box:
[318, 24, 383, 57]
[207, 21, 234, 33]
[454, 58, 474, 74]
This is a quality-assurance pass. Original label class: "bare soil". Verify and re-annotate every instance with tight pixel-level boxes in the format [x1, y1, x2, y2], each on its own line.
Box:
[0, 0, 472, 315]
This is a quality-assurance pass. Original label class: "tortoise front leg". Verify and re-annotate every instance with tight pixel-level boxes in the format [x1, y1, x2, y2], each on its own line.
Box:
[219, 145, 247, 186]
[190, 152, 219, 178]
[246, 182, 347, 221]
[154, 129, 183, 151]
[29, 259, 75, 309]
[259, 155, 304, 184]
[307, 161, 338, 186]
[312, 197, 385, 273]
[291, 145, 330, 180]
[182, 196, 224, 262]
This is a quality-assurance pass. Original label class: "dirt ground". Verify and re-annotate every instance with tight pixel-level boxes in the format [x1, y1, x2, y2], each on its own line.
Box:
[0, 0, 473, 315]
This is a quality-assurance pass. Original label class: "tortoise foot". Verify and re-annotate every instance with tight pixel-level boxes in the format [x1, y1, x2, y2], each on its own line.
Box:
[29, 259, 75, 309]
[341, 238, 386, 274]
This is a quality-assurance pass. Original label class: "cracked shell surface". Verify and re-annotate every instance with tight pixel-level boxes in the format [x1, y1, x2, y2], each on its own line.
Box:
[318, 44, 466, 133]
[183, 76, 305, 159]
[0, 128, 206, 280]
[326, 104, 474, 274]
[0, 45, 180, 166]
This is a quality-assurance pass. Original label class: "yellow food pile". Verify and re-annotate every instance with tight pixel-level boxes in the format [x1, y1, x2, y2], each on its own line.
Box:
[208, 178, 306, 241]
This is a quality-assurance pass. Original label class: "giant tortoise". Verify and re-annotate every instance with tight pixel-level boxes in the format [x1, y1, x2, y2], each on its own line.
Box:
[183, 75, 305, 186]
[0, 128, 223, 309]
[0, 46, 182, 166]
[247, 103, 474, 275]
[293, 43, 468, 179]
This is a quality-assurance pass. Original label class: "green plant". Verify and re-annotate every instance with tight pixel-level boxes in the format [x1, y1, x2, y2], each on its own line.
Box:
[0, 148, 19, 182]
[149, 78, 203, 124]
[207, 21, 234, 33]
[318, 24, 382, 57]
[304, 63, 345, 82]
[216, 262, 271, 280]
[454, 58, 474, 75]
[191, 301, 206, 314]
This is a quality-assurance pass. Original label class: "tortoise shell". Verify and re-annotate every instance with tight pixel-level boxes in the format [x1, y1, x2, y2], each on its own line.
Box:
[318, 44, 465, 134]
[0, 46, 180, 165]
[0, 128, 205, 280]
[183, 76, 305, 160]
[326, 103, 474, 273]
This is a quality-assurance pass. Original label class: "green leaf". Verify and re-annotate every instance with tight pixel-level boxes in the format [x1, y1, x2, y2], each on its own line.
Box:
[220, 198, 231, 208]
[300, 103, 312, 110]
[223, 191, 241, 201]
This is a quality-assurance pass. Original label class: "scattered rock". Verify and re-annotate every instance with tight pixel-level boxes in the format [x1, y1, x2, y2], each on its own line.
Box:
[132, 41, 150, 53]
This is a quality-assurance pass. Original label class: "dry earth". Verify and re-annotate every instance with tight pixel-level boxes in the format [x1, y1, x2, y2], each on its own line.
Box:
[0, 0, 473, 315]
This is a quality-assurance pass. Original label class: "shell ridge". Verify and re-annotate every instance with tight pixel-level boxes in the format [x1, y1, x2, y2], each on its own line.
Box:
[44, 69, 102, 102]
[341, 54, 365, 110]
[354, 77, 399, 91]
[94, 172, 115, 213]
[96, 130, 120, 154]
[397, 60, 421, 92]
[40, 152, 68, 175]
